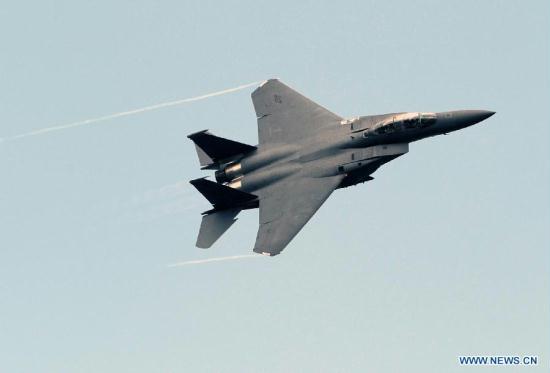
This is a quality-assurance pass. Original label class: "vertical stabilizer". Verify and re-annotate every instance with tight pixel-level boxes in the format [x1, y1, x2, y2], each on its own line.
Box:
[189, 177, 257, 210]
[194, 143, 214, 168]
[188, 130, 257, 168]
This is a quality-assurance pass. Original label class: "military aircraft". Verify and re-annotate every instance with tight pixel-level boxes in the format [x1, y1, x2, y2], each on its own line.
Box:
[188, 79, 495, 256]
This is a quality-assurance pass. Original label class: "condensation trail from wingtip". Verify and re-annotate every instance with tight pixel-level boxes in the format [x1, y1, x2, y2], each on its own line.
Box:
[5, 81, 262, 141]
[167, 254, 263, 267]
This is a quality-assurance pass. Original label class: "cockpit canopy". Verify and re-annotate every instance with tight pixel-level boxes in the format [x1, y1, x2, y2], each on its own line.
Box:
[370, 112, 437, 135]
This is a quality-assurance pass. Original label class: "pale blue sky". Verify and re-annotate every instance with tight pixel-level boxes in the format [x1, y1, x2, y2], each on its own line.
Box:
[1, 1, 548, 372]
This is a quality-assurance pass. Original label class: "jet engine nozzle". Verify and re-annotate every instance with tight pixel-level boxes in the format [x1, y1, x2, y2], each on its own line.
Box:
[215, 162, 243, 183]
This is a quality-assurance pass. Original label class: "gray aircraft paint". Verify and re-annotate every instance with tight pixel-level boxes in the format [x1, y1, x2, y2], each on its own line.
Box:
[189, 79, 495, 256]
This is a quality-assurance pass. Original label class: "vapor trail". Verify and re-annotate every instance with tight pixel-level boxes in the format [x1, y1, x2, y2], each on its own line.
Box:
[4, 81, 261, 141]
[167, 254, 262, 267]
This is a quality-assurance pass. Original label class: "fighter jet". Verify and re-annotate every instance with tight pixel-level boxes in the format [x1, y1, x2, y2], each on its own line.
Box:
[188, 79, 495, 256]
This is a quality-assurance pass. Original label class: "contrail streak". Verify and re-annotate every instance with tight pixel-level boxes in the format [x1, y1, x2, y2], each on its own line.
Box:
[167, 254, 263, 267]
[3, 81, 262, 141]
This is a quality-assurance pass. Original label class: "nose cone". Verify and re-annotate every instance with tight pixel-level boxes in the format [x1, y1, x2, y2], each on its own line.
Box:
[437, 110, 495, 132]
[458, 110, 496, 125]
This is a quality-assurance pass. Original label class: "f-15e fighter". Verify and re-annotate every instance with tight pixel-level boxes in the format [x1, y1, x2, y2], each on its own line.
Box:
[188, 79, 495, 256]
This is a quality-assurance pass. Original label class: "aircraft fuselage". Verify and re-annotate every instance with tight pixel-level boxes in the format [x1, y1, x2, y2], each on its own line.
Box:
[219, 110, 495, 192]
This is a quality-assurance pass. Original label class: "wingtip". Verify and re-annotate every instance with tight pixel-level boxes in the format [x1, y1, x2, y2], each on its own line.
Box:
[253, 78, 282, 97]
[187, 129, 210, 139]
[259, 78, 281, 87]
[189, 176, 209, 185]
[253, 248, 280, 257]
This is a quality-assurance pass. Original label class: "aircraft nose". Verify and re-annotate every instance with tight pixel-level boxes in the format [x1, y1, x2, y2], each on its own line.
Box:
[437, 110, 495, 131]
[454, 110, 495, 126]
[465, 110, 495, 123]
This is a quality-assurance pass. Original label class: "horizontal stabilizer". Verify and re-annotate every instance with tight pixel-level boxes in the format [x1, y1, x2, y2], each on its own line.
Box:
[196, 209, 240, 248]
[188, 130, 257, 167]
[190, 178, 257, 210]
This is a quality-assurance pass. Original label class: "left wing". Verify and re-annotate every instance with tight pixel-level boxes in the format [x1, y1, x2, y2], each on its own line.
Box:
[253, 174, 344, 256]
[251, 79, 342, 145]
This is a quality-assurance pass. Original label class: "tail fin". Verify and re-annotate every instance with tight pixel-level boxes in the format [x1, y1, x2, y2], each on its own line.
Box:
[188, 130, 257, 169]
[190, 177, 257, 211]
[196, 209, 240, 248]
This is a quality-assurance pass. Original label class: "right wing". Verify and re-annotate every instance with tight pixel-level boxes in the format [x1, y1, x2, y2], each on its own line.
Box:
[253, 174, 344, 256]
[251, 79, 342, 145]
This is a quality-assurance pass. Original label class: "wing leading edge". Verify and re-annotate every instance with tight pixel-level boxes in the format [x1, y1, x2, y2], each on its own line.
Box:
[253, 174, 344, 256]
